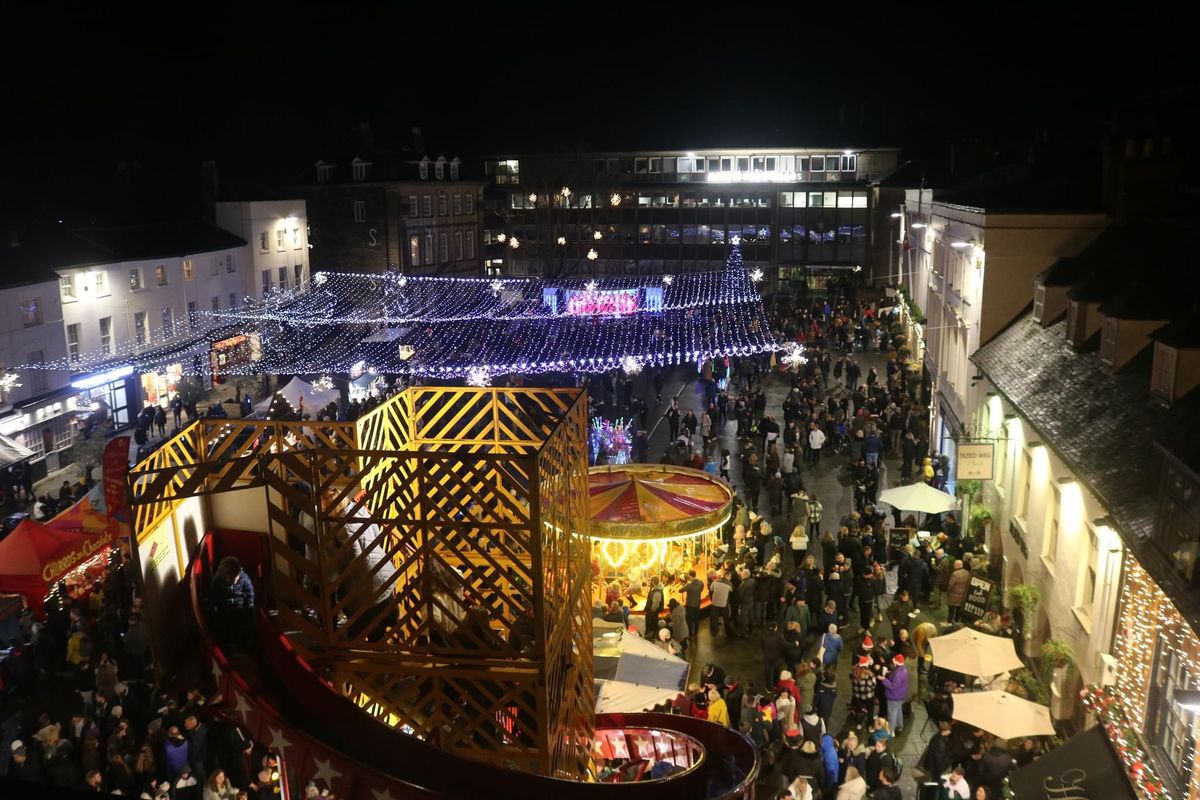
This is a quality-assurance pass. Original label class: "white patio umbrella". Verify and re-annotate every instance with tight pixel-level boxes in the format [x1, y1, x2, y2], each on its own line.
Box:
[877, 482, 958, 515]
[952, 690, 1055, 739]
[930, 627, 1024, 677]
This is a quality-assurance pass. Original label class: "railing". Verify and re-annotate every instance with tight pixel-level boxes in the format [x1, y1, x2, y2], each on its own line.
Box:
[188, 529, 760, 798]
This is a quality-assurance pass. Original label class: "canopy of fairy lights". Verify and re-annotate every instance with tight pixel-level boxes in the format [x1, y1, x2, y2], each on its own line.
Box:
[20, 243, 780, 381]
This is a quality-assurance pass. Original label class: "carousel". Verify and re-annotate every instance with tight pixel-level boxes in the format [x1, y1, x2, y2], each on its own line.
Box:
[589, 464, 733, 633]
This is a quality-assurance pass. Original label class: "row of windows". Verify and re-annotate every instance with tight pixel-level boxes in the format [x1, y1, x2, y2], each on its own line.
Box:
[319, 159, 462, 184]
[127, 256, 237, 291]
[501, 222, 867, 246]
[509, 190, 869, 210]
[259, 228, 305, 253]
[407, 192, 476, 219]
[594, 154, 858, 175]
[262, 265, 306, 294]
[408, 229, 476, 266]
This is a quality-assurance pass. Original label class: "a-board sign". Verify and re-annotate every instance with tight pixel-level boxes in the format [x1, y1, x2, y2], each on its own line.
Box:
[960, 574, 994, 621]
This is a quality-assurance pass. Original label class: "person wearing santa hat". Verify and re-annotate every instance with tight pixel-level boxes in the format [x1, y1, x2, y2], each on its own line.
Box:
[879, 654, 909, 735]
[850, 655, 877, 726]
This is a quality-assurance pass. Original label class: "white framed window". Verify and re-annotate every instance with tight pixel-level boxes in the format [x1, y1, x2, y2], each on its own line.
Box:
[649, 157, 662, 173]
[454, 231, 463, 260]
[229, 292, 237, 310]
[186, 301, 197, 332]
[211, 295, 220, 312]
[435, 159, 445, 180]
[291, 227, 301, 248]
[450, 160, 460, 180]
[751, 156, 764, 171]
[1019, 450, 1033, 520]
[183, 259, 195, 280]
[781, 155, 795, 172]
[155, 264, 168, 286]
[53, 416, 73, 450]
[409, 195, 418, 218]
[736, 156, 750, 172]
[134, 312, 147, 346]
[465, 193, 475, 214]
[278, 266, 288, 289]
[1100, 317, 1118, 364]
[60, 275, 76, 301]
[262, 270, 272, 295]
[99, 316, 113, 355]
[707, 157, 720, 173]
[424, 232, 434, 265]
[294, 264, 303, 286]
[260, 231, 269, 252]
[20, 298, 41, 327]
[634, 157, 648, 173]
[465, 233, 475, 259]
[161, 307, 173, 338]
[765, 156, 777, 171]
[409, 234, 420, 267]
[1075, 524, 1099, 624]
[93, 270, 108, 296]
[1044, 483, 1061, 570]
[353, 200, 366, 223]
[453, 194, 462, 216]
[352, 160, 369, 181]
[67, 323, 81, 363]
[316, 163, 332, 183]
[841, 154, 857, 172]
[419, 160, 429, 180]
[276, 229, 285, 251]
[438, 232, 448, 263]
[422, 195, 432, 217]
[810, 156, 826, 172]
[225, 254, 237, 273]
[1033, 285, 1046, 322]
[438, 194, 448, 216]
[677, 157, 691, 173]
[1152, 343, 1177, 403]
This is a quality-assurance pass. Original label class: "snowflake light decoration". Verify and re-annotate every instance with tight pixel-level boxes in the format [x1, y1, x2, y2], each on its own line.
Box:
[585, 279, 598, 293]
[587, 248, 598, 260]
[313, 272, 328, 286]
[593, 230, 603, 240]
[556, 236, 567, 245]
[620, 356, 642, 375]
[750, 268, 764, 283]
[0, 372, 22, 393]
[312, 375, 335, 392]
[466, 366, 491, 387]
[662, 274, 674, 285]
[609, 193, 621, 207]
[781, 343, 807, 369]
[489, 279, 503, 294]
[508, 236, 520, 249]
[496, 233, 507, 243]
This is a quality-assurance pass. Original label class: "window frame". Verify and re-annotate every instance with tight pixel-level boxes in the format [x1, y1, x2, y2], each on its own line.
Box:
[422, 195, 432, 217]
[438, 232, 449, 263]
[66, 323, 81, 364]
[161, 306, 173, 338]
[454, 230, 464, 260]
[99, 316, 113, 355]
[134, 312, 147, 346]
[60, 275, 76, 301]
[353, 200, 367, 223]
[155, 264, 168, 286]
[438, 194, 448, 216]
[20, 298, 41, 327]
[1100, 316, 1119, 364]
[183, 258, 195, 280]
[453, 194, 462, 216]
[409, 195, 419, 218]
[1033, 284, 1046, 322]
[1152, 343, 1178, 403]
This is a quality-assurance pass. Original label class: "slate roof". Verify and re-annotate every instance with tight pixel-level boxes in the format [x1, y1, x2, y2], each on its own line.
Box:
[0, 222, 246, 287]
[973, 312, 1200, 631]
[1152, 310, 1200, 349]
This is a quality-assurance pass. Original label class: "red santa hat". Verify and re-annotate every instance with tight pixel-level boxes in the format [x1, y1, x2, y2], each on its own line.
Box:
[861, 635, 874, 650]
[858, 655, 872, 667]
[893, 654, 905, 666]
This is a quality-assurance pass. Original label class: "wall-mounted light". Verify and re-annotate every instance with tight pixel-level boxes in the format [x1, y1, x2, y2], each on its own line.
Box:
[890, 212, 902, 218]
[1056, 477, 1077, 487]
[1028, 441, 1044, 449]
[1004, 413, 1018, 421]
[910, 223, 926, 229]
[951, 241, 972, 249]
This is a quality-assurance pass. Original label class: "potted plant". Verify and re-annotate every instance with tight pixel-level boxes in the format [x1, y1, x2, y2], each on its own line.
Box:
[1009, 583, 1039, 644]
[969, 504, 994, 537]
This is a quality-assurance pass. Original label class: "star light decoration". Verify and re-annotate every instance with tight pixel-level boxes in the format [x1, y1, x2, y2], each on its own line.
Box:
[556, 236, 567, 245]
[593, 230, 603, 240]
[587, 248, 598, 261]
[465, 366, 491, 387]
[0, 372, 22, 393]
[609, 193, 621, 207]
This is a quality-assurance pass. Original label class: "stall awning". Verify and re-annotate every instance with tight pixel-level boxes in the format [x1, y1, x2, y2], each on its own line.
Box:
[0, 433, 34, 469]
[1009, 726, 1136, 800]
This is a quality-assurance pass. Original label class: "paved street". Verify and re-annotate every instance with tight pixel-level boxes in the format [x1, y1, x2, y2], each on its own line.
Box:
[626, 353, 941, 797]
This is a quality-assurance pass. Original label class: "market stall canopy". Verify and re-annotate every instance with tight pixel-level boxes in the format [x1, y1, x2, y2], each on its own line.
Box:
[253, 377, 340, 415]
[594, 621, 689, 714]
[45, 482, 109, 536]
[1009, 725, 1136, 800]
[589, 465, 733, 540]
[0, 520, 114, 616]
[0, 433, 34, 469]
[930, 627, 1024, 677]
[952, 690, 1055, 740]
[877, 481, 959, 514]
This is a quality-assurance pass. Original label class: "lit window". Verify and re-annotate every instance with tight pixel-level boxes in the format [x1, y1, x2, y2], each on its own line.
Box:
[410, 234, 420, 267]
[99, 316, 112, 355]
[134, 312, 147, 345]
[183, 259, 195, 280]
[67, 323, 81, 363]
[276, 229, 285, 251]
[60, 275, 76, 300]
[155, 265, 168, 286]
[20, 298, 41, 327]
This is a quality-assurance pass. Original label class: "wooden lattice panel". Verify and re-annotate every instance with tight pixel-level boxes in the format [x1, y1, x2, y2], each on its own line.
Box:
[129, 386, 591, 778]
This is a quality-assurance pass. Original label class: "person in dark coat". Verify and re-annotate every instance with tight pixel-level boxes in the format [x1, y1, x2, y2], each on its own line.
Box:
[8, 740, 44, 783]
[723, 675, 744, 730]
[920, 721, 955, 780]
[183, 715, 210, 784]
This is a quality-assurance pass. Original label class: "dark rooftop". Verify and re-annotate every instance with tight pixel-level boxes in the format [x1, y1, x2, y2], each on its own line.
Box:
[1151, 309, 1200, 349]
[1098, 284, 1175, 321]
[0, 221, 246, 286]
[1035, 257, 1089, 288]
[973, 312, 1200, 634]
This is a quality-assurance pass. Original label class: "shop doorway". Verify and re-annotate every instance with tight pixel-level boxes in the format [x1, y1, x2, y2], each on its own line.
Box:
[42, 428, 58, 472]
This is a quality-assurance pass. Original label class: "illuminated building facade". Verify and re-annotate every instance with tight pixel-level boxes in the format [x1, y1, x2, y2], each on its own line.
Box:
[481, 147, 901, 286]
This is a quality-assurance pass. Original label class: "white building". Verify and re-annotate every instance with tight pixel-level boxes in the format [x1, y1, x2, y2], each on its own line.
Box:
[899, 188, 1106, 489]
[52, 221, 249, 427]
[214, 200, 310, 300]
[0, 266, 75, 476]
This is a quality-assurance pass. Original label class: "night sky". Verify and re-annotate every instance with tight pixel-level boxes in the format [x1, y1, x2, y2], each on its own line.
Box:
[4, 4, 1187, 225]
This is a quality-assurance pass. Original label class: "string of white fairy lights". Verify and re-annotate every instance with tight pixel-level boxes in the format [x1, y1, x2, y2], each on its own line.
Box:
[18, 244, 783, 381]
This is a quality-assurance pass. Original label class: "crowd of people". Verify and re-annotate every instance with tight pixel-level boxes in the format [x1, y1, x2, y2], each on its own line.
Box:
[613, 289, 1042, 798]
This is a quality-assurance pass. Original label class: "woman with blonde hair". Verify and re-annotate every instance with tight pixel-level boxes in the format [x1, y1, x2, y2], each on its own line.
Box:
[203, 768, 238, 800]
[706, 687, 731, 728]
[836, 765, 868, 800]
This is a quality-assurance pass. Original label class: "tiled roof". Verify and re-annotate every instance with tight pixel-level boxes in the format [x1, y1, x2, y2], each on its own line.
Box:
[973, 312, 1200, 631]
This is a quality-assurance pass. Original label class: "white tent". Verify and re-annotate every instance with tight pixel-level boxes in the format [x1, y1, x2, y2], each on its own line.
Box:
[0, 433, 34, 469]
[877, 481, 959, 514]
[254, 377, 340, 416]
[593, 623, 689, 714]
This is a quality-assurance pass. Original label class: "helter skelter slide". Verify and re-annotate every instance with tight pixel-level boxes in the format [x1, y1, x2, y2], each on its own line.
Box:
[129, 385, 759, 799]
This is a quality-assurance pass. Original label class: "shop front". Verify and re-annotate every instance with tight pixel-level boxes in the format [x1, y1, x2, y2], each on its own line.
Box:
[210, 334, 254, 384]
[933, 396, 961, 496]
[71, 365, 135, 433]
[140, 363, 183, 409]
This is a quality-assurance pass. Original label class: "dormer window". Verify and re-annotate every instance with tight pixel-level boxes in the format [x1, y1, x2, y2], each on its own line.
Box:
[1152, 343, 1177, 404]
[316, 161, 333, 184]
[419, 158, 430, 180]
[435, 156, 446, 180]
[450, 157, 460, 180]
[1033, 285, 1046, 323]
[351, 158, 370, 182]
